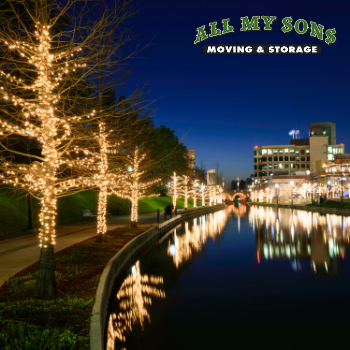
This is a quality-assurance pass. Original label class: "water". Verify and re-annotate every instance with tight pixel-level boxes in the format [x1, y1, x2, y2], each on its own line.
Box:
[106, 205, 350, 349]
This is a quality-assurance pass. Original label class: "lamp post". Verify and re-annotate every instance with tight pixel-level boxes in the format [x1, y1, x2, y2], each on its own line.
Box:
[237, 177, 239, 191]
[275, 184, 279, 206]
[290, 181, 294, 206]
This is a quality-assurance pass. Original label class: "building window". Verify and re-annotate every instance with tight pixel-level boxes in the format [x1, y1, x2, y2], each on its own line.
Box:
[290, 156, 295, 161]
[258, 158, 262, 163]
[274, 156, 278, 162]
[262, 157, 267, 162]
[301, 149, 305, 155]
[294, 164, 300, 169]
[273, 149, 278, 154]
[254, 158, 257, 163]
[328, 154, 334, 161]
[327, 146, 333, 153]
[254, 151, 257, 155]
[274, 164, 278, 169]
[306, 156, 310, 161]
[258, 165, 262, 170]
[296, 157, 300, 161]
[306, 149, 310, 154]
[301, 164, 305, 168]
[269, 171, 273, 176]
[279, 156, 283, 161]
[268, 164, 272, 169]
[262, 165, 267, 169]
[290, 149, 295, 154]
[268, 149, 272, 155]
[258, 150, 262, 156]
[306, 164, 310, 169]
[279, 164, 283, 169]
[279, 149, 283, 154]
[254, 172, 257, 177]
[284, 148, 289, 153]
[254, 165, 257, 170]
[290, 164, 294, 169]
[295, 149, 300, 154]
[284, 164, 289, 169]
[268, 157, 272, 162]
[284, 156, 288, 161]
[261, 171, 267, 176]
[301, 157, 305, 161]
[262, 149, 267, 155]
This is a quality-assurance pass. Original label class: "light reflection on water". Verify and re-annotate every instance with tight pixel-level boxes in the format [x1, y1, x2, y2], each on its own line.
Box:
[250, 206, 350, 274]
[107, 205, 350, 349]
[107, 261, 165, 349]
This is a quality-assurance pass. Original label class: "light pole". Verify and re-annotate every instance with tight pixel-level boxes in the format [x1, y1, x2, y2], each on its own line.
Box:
[237, 177, 239, 191]
[290, 181, 294, 206]
[275, 184, 279, 206]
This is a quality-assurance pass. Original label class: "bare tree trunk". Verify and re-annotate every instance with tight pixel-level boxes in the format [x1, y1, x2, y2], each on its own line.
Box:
[34, 141, 57, 297]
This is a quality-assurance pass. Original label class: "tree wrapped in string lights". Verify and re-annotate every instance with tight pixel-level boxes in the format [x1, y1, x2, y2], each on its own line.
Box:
[177, 174, 191, 210]
[200, 183, 207, 207]
[168, 172, 182, 211]
[191, 180, 200, 208]
[112, 147, 159, 227]
[0, 0, 140, 297]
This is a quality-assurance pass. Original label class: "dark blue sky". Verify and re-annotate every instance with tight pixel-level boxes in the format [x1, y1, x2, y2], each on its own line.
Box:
[121, 0, 350, 185]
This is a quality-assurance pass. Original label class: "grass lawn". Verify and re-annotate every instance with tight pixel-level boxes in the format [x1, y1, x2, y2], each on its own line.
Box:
[0, 187, 201, 241]
[0, 225, 151, 350]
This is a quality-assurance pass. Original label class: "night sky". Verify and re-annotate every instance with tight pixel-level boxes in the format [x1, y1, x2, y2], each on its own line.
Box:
[121, 0, 350, 186]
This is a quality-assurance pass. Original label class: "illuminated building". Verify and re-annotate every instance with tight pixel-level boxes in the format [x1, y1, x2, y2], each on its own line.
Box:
[253, 122, 345, 184]
[187, 150, 196, 169]
[207, 169, 216, 185]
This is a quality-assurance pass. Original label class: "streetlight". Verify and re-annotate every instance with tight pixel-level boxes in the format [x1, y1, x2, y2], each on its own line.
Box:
[290, 181, 294, 206]
[237, 177, 239, 191]
[275, 184, 279, 206]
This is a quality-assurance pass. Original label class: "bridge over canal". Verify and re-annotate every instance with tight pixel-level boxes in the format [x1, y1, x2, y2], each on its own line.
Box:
[224, 190, 251, 203]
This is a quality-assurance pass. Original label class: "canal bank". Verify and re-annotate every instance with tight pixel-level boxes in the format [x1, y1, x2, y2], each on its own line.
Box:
[248, 202, 350, 216]
[90, 204, 225, 350]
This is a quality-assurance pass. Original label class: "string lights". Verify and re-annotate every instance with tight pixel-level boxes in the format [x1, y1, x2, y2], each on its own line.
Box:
[111, 148, 159, 227]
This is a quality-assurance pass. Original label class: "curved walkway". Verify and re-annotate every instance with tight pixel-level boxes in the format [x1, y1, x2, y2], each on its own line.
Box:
[0, 213, 160, 287]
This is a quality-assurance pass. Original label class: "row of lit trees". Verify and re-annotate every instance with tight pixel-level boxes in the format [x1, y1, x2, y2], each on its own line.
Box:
[168, 172, 224, 210]
[251, 181, 350, 203]
[0, 0, 163, 297]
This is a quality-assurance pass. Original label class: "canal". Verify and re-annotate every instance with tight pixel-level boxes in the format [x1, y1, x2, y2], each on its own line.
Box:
[106, 205, 350, 349]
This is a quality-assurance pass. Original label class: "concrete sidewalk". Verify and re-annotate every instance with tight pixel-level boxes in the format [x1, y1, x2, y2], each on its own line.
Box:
[0, 212, 161, 287]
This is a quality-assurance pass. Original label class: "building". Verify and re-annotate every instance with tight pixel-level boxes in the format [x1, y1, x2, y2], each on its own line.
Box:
[187, 150, 196, 169]
[207, 169, 216, 185]
[253, 122, 345, 185]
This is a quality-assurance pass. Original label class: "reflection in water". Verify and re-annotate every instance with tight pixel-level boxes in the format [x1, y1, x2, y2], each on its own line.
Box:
[107, 261, 165, 349]
[167, 211, 228, 268]
[106, 205, 350, 349]
[249, 206, 350, 275]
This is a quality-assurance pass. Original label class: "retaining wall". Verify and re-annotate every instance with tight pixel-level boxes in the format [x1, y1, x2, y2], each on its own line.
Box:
[90, 205, 225, 350]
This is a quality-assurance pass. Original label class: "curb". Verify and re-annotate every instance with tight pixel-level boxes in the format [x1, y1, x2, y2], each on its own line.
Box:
[90, 205, 225, 350]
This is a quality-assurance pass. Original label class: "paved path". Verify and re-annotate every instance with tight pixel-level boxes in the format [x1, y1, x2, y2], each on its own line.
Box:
[0, 212, 162, 287]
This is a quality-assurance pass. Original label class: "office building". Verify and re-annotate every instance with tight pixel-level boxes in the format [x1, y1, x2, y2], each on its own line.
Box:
[253, 122, 344, 184]
[207, 169, 216, 185]
[187, 150, 196, 168]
